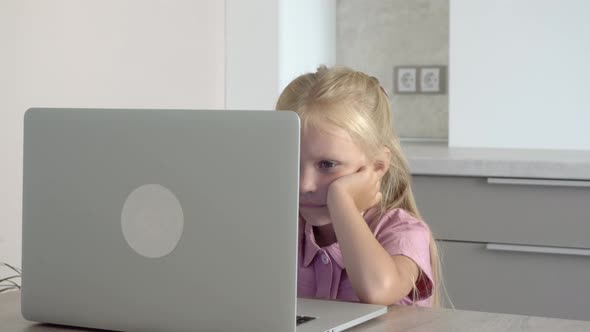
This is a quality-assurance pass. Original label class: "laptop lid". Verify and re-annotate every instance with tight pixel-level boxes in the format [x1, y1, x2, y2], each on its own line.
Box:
[22, 108, 300, 331]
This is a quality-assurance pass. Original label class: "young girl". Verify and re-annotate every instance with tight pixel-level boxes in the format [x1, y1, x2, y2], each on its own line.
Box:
[276, 65, 441, 307]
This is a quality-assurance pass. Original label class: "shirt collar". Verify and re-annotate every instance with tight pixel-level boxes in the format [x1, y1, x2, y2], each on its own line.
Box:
[300, 223, 346, 270]
[301, 221, 319, 267]
[301, 207, 381, 269]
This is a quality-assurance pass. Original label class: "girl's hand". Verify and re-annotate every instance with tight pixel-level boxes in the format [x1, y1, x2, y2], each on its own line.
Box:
[327, 166, 382, 214]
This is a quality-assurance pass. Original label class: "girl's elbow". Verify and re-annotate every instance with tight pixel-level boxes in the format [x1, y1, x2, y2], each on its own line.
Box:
[358, 291, 396, 306]
[357, 278, 399, 306]
[359, 294, 393, 306]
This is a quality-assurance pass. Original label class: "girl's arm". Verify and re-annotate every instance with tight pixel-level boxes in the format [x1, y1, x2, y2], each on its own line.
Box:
[327, 170, 420, 306]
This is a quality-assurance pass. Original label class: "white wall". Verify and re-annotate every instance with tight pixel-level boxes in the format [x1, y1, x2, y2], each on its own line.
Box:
[0, 0, 21, 284]
[1, 0, 335, 284]
[449, 0, 590, 150]
[225, 0, 336, 110]
[279, 0, 336, 95]
[0, 0, 225, 283]
[225, 0, 279, 110]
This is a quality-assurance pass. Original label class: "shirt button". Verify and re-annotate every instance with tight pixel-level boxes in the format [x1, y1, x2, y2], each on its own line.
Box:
[321, 253, 330, 265]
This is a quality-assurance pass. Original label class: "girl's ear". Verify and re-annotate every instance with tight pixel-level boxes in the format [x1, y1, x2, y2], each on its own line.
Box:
[373, 147, 391, 178]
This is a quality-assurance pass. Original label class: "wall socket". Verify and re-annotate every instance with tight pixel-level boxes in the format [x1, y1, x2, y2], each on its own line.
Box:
[394, 65, 446, 94]
[395, 67, 417, 92]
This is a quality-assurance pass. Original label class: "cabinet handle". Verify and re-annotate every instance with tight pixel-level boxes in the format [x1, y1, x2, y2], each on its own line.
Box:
[486, 243, 590, 257]
[487, 177, 590, 188]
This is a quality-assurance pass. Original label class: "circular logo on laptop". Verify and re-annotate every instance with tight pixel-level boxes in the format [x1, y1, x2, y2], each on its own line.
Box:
[121, 184, 184, 258]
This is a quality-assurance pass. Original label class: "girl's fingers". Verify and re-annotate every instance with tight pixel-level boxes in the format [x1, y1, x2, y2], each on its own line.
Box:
[345, 165, 382, 211]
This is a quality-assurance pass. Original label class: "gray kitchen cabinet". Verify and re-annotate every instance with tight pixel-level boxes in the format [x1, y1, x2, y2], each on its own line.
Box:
[437, 240, 590, 321]
[412, 175, 590, 320]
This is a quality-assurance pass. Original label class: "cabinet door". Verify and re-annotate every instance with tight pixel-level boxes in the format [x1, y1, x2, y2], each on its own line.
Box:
[438, 240, 590, 321]
[412, 175, 590, 249]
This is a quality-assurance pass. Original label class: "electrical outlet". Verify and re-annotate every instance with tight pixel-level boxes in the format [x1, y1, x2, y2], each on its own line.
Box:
[394, 67, 417, 93]
[419, 66, 445, 93]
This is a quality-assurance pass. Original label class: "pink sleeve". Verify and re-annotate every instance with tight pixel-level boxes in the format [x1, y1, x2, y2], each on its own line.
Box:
[374, 210, 433, 302]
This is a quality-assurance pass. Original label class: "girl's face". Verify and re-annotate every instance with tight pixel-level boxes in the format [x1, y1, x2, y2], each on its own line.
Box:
[299, 123, 369, 226]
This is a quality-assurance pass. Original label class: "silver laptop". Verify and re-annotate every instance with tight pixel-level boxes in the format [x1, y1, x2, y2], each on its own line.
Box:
[22, 108, 387, 332]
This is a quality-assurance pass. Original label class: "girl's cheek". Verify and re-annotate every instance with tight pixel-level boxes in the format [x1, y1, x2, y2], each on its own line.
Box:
[334, 167, 359, 178]
[322, 173, 344, 185]
[322, 172, 350, 191]
[321, 166, 358, 187]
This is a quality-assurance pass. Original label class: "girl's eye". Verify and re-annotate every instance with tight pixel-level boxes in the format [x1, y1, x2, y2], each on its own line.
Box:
[318, 161, 338, 169]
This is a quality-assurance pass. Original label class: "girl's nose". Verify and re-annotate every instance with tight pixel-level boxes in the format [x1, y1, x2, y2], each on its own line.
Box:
[299, 168, 317, 194]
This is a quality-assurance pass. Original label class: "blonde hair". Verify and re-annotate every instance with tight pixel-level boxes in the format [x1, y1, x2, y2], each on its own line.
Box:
[276, 65, 443, 307]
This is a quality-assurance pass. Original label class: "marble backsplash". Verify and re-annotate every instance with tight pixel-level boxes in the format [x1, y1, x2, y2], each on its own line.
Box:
[337, 0, 449, 139]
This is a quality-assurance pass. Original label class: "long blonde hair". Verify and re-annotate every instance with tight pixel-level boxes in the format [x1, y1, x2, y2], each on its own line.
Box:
[276, 65, 442, 307]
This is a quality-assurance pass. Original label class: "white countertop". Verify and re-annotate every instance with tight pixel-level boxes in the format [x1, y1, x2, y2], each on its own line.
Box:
[4, 291, 590, 332]
[401, 141, 590, 180]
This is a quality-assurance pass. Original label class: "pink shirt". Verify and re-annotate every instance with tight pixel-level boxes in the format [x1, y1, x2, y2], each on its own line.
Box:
[297, 208, 433, 306]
